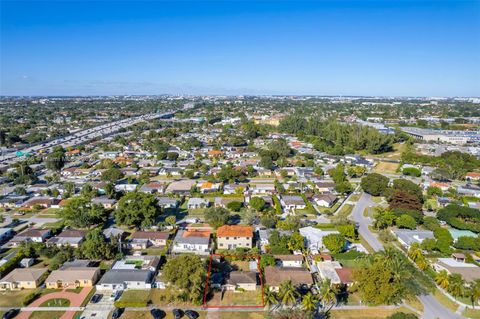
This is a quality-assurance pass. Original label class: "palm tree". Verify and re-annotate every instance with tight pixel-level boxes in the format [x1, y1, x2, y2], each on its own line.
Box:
[301, 292, 318, 312]
[447, 274, 465, 300]
[319, 279, 337, 312]
[467, 279, 480, 309]
[278, 280, 299, 305]
[435, 270, 450, 290]
[263, 285, 278, 309]
[407, 243, 423, 262]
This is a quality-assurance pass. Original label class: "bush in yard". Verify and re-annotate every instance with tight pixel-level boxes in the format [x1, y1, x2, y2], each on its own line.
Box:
[396, 214, 417, 230]
[361, 173, 389, 196]
[23, 291, 41, 306]
[323, 233, 347, 254]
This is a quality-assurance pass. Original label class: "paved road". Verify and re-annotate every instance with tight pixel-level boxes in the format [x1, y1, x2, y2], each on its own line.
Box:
[351, 192, 465, 319]
[349, 192, 384, 252]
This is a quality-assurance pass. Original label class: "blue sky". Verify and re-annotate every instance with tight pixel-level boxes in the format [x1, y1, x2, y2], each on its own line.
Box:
[1, 0, 479, 96]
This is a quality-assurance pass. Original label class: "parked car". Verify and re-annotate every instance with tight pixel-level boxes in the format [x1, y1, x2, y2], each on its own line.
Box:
[150, 308, 165, 319]
[185, 310, 199, 319]
[172, 309, 184, 319]
[2, 309, 19, 319]
[110, 290, 122, 301]
[90, 293, 102, 303]
[112, 307, 124, 319]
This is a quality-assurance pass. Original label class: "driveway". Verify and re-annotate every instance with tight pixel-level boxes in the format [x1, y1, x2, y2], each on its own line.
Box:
[17, 287, 92, 319]
[81, 292, 114, 319]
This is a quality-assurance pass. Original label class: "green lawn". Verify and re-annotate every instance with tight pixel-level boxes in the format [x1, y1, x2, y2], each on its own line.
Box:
[463, 308, 480, 319]
[29, 311, 65, 319]
[333, 204, 353, 220]
[330, 307, 414, 319]
[115, 289, 151, 307]
[0, 289, 34, 307]
[39, 298, 70, 307]
[208, 290, 262, 307]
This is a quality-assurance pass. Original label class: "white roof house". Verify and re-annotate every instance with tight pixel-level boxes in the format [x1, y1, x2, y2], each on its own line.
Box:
[299, 227, 340, 253]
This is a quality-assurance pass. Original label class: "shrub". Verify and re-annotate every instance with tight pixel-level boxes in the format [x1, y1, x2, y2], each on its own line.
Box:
[23, 291, 41, 306]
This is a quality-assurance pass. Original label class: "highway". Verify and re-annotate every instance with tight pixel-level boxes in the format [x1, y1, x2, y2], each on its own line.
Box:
[0, 111, 173, 167]
[350, 192, 465, 319]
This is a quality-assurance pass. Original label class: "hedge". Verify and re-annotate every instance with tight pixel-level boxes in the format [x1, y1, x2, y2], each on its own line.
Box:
[23, 291, 41, 306]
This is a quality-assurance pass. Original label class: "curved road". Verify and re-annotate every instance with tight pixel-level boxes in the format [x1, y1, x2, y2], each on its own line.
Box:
[350, 192, 465, 319]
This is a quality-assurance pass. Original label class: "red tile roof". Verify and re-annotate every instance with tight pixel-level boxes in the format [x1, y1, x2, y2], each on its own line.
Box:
[217, 225, 253, 238]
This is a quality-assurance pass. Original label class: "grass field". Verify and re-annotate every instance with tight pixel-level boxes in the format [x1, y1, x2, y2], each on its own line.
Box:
[29, 311, 65, 319]
[330, 307, 413, 319]
[373, 161, 400, 174]
[463, 308, 480, 319]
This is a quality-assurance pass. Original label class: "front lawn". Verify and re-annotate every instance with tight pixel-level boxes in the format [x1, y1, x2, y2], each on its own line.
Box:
[207, 290, 263, 307]
[463, 308, 480, 319]
[29, 311, 65, 319]
[330, 307, 414, 319]
[0, 289, 33, 307]
[114, 289, 151, 307]
[39, 298, 70, 307]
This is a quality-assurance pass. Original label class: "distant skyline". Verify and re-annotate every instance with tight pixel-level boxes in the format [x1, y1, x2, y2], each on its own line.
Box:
[1, 1, 479, 97]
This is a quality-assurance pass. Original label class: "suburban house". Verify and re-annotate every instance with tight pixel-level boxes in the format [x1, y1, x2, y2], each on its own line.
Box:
[217, 225, 253, 250]
[139, 182, 166, 194]
[313, 193, 338, 208]
[171, 229, 211, 256]
[0, 268, 48, 290]
[433, 254, 480, 282]
[316, 260, 354, 285]
[112, 255, 160, 273]
[264, 266, 313, 292]
[392, 229, 434, 249]
[299, 227, 340, 254]
[45, 267, 101, 288]
[249, 183, 275, 195]
[280, 195, 306, 212]
[223, 184, 247, 195]
[91, 197, 117, 209]
[128, 231, 169, 249]
[21, 197, 60, 209]
[275, 255, 303, 268]
[199, 181, 220, 194]
[155, 197, 179, 209]
[96, 269, 153, 291]
[315, 182, 336, 193]
[214, 197, 244, 209]
[103, 227, 125, 241]
[457, 184, 480, 198]
[465, 172, 480, 182]
[8, 228, 52, 247]
[47, 229, 87, 248]
[224, 271, 257, 291]
[165, 179, 196, 195]
[187, 198, 210, 209]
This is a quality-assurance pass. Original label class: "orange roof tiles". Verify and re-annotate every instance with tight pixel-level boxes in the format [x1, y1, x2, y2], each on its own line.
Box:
[217, 225, 253, 238]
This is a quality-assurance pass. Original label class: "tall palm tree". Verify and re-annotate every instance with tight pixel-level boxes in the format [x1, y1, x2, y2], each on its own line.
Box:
[435, 270, 450, 290]
[263, 285, 278, 309]
[278, 280, 299, 305]
[301, 292, 318, 312]
[447, 274, 465, 300]
[467, 279, 480, 309]
[319, 279, 337, 312]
